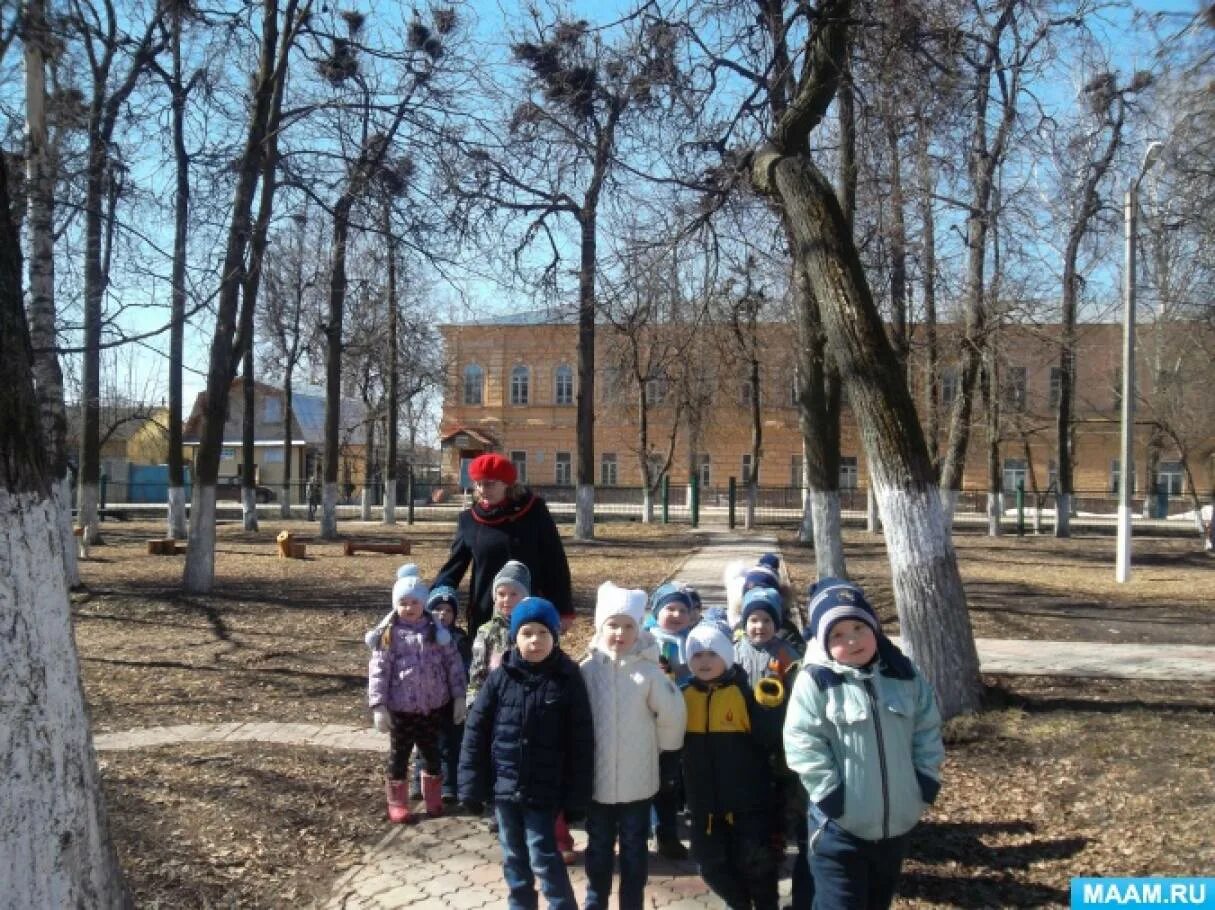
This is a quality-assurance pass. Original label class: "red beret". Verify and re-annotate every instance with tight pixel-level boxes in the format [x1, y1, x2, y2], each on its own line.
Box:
[469, 452, 517, 485]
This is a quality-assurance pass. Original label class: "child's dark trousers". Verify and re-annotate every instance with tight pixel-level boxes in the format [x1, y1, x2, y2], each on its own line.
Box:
[809, 820, 909, 910]
[688, 809, 778, 910]
[386, 706, 444, 779]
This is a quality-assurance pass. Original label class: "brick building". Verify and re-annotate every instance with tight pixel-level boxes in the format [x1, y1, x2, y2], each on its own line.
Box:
[438, 313, 1215, 506]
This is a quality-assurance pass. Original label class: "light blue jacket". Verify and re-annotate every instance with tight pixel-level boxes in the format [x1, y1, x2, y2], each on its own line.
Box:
[783, 640, 944, 842]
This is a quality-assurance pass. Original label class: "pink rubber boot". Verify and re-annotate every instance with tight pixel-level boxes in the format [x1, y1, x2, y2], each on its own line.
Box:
[421, 771, 444, 818]
[386, 779, 415, 824]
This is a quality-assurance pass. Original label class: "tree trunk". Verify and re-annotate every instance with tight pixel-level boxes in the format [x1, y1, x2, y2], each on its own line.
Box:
[241, 356, 259, 531]
[79, 138, 105, 545]
[280, 374, 293, 518]
[884, 115, 909, 368]
[866, 486, 881, 533]
[24, 5, 79, 584]
[185, 0, 293, 592]
[574, 210, 597, 540]
[320, 194, 354, 541]
[745, 355, 761, 531]
[916, 116, 941, 474]
[361, 415, 375, 521]
[383, 207, 398, 526]
[753, 147, 981, 718]
[167, 8, 189, 541]
[792, 263, 846, 576]
[982, 356, 1002, 537]
[1, 150, 130, 907]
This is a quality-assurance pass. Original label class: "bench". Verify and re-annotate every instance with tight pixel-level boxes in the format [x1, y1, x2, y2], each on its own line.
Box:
[147, 539, 186, 556]
[343, 538, 410, 557]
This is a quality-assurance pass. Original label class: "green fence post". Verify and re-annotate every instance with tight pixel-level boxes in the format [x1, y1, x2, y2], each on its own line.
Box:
[406, 465, 415, 525]
[690, 472, 700, 529]
[1016, 479, 1025, 536]
[661, 475, 669, 524]
[728, 476, 736, 530]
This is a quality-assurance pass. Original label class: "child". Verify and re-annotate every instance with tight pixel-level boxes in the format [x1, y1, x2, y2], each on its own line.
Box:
[368, 571, 467, 824]
[741, 553, 806, 656]
[646, 581, 696, 860]
[467, 560, 530, 706]
[733, 586, 799, 690]
[409, 584, 470, 804]
[580, 582, 686, 910]
[680, 624, 782, 910]
[784, 578, 945, 910]
[459, 597, 594, 910]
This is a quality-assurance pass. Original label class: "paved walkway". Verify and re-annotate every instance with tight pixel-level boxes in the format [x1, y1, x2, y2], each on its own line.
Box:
[92, 533, 1215, 908]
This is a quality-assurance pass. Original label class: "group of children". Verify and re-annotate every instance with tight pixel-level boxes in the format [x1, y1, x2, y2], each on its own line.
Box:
[365, 554, 944, 910]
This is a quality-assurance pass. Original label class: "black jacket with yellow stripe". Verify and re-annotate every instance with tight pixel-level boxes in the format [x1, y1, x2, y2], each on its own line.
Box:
[680, 665, 784, 817]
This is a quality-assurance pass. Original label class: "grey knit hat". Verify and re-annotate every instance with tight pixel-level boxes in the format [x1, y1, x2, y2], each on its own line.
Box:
[492, 560, 532, 597]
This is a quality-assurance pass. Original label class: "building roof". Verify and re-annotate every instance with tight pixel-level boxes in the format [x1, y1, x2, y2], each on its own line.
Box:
[443, 306, 578, 327]
[183, 379, 366, 445]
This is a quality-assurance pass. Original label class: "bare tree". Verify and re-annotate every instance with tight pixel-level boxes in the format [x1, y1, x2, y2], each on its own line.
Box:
[1, 141, 130, 910]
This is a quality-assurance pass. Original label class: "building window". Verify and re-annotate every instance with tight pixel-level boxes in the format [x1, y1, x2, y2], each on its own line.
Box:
[941, 367, 959, 407]
[697, 453, 711, 488]
[554, 451, 572, 486]
[510, 450, 527, 484]
[600, 367, 620, 402]
[554, 365, 574, 406]
[646, 376, 667, 405]
[510, 365, 530, 405]
[1155, 461, 1183, 496]
[1111, 459, 1135, 494]
[463, 364, 484, 405]
[600, 453, 618, 486]
[741, 454, 754, 484]
[263, 396, 282, 422]
[1049, 367, 1063, 411]
[839, 456, 859, 490]
[1002, 457, 1027, 494]
[1003, 366, 1027, 412]
[791, 454, 803, 487]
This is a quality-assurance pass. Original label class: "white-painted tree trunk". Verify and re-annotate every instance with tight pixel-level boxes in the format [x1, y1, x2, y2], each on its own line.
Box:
[382, 479, 396, 525]
[55, 477, 79, 586]
[875, 485, 982, 720]
[986, 492, 1002, 536]
[360, 485, 372, 521]
[167, 485, 188, 540]
[798, 486, 813, 544]
[0, 489, 130, 906]
[279, 485, 292, 520]
[744, 484, 756, 530]
[79, 482, 100, 545]
[241, 487, 258, 531]
[575, 483, 594, 540]
[939, 488, 958, 533]
[1055, 492, 1072, 538]
[320, 482, 338, 539]
[183, 484, 217, 593]
[808, 489, 847, 579]
[866, 487, 881, 533]
[642, 487, 654, 524]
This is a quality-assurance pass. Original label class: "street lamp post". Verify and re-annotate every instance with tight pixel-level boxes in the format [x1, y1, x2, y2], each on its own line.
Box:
[1116, 141, 1163, 583]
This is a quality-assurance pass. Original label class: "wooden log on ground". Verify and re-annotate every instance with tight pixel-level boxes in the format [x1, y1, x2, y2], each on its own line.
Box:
[74, 526, 88, 560]
[343, 538, 410, 557]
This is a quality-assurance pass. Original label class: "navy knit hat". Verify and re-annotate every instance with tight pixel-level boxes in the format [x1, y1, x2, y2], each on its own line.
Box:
[427, 584, 459, 616]
[743, 564, 780, 592]
[806, 578, 880, 654]
[651, 582, 694, 617]
[758, 553, 780, 572]
[741, 586, 782, 627]
[510, 596, 561, 641]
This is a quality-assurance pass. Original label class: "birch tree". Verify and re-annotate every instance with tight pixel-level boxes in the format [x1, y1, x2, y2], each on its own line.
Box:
[1, 139, 130, 910]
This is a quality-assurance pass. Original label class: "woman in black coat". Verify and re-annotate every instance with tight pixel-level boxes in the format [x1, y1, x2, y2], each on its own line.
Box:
[433, 452, 574, 637]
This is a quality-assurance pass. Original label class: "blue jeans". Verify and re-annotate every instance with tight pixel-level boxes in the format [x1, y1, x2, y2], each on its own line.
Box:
[495, 802, 577, 910]
[809, 819, 908, 910]
[584, 799, 650, 910]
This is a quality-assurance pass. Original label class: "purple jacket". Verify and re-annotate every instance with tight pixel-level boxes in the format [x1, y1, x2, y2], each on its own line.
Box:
[368, 615, 467, 714]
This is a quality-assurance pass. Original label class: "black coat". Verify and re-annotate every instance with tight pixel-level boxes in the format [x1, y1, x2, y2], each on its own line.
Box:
[458, 648, 594, 814]
[433, 492, 572, 634]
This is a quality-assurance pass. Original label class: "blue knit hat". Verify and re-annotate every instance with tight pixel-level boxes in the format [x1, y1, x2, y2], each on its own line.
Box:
[650, 582, 694, 616]
[743, 564, 780, 592]
[510, 596, 561, 641]
[758, 553, 780, 572]
[427, 584, 459, 616]
[741, 586, 782, 627]
[806, 578, 880, 654]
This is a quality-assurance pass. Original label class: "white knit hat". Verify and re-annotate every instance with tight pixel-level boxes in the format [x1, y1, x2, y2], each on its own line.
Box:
[686, 624, 734, 670]
[595, 581, 647, 629]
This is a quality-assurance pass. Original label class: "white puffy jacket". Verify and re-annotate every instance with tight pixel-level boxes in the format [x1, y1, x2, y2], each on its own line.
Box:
[579, 633, 687, 805]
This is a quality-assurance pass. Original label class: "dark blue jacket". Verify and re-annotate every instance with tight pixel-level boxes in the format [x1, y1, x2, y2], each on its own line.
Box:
[459, 647, 594, 813]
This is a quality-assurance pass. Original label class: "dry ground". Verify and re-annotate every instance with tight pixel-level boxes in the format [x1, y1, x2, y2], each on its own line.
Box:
[75, 520, 1215, 907]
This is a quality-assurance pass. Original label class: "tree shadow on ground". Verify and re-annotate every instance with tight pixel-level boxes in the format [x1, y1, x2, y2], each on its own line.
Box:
[903, 820, 1081, 907]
